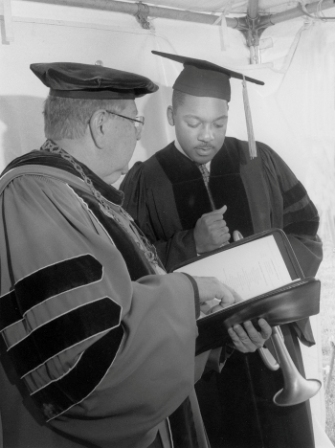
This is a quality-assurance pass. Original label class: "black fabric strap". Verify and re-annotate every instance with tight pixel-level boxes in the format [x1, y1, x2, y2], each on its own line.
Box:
[9, 298, 121, 377]
[32, 326, 124, 421]
[181, 273, 200, 318]
[0, 255, 103, 331]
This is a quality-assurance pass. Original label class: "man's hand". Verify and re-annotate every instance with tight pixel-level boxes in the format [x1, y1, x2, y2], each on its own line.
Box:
[192, 276, 242, 313]
[194, 205, 230, 254]
[228, 319, 272, 353]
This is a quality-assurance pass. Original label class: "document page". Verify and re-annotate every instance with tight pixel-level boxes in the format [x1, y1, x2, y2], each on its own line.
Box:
[174, 235, 293, 301]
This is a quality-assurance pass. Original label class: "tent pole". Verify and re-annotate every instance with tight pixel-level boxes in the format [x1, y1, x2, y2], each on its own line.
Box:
[233, 0, 334, 63]
[266, 0, 335, 25]
[22, 0, 335, 29]
[21, 0, 239, 27]
[246, 0, 260, 64]
[20, 0, 335, 54]
[21, 0, 335, 27]
[21, 0, 335, 28]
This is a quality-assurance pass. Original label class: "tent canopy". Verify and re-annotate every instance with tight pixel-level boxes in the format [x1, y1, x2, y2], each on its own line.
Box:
[1, 0, 335, 229]
[1, 0, 335, 214]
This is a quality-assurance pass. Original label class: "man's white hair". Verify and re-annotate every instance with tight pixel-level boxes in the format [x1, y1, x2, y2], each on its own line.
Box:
[43, 96, 125, 140]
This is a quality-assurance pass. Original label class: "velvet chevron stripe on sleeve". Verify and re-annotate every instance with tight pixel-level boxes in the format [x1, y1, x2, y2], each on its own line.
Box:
[32, 327, 124, 421]
[0, 254, 103, 331]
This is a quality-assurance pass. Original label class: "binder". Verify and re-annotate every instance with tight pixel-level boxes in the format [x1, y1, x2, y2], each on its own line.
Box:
[172, 229, 321, 355]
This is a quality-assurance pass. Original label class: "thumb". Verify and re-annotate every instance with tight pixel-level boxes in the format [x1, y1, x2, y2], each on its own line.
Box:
[215, 204, 227, 215]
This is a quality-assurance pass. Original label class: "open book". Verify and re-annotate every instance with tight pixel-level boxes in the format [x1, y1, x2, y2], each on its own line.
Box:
[174, 230, 300, 304]
[172, 229, 320, 354]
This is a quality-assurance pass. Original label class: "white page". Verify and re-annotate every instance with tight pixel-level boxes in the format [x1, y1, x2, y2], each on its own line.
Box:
[174, 235, 294, 301]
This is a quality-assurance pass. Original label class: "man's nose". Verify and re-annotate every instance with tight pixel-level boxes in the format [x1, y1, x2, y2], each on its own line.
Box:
[198, 124, 214, 142]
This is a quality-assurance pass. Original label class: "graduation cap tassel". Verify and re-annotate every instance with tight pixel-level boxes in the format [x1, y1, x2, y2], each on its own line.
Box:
[242, 75, 257, 159]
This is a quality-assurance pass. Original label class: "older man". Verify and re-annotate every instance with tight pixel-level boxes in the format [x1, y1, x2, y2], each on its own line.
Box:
[0, 62, 271, 448]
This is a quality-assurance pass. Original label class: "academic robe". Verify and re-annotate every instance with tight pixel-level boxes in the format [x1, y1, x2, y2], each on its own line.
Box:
[0, 141, 213, 448]
[120, 137, 323, 448]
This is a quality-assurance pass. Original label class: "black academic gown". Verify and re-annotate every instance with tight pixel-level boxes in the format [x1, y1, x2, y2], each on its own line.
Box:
[0, 143, 215, 448]
[120, 137, 323, 448]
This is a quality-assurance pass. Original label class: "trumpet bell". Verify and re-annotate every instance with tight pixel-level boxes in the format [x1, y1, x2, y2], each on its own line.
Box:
[272, 326, 322, 407]
[273, 378, 322, 407]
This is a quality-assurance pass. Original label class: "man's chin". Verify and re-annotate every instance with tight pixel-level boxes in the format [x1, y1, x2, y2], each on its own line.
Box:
[193, 155, 214, 165]
[103, 172, 120, 185]
[192, 148, 218, 163]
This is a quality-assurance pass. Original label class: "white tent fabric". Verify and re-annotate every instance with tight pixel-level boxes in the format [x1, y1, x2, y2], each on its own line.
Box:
[0, 1, 334, 446]
[122, 0, 333, 14]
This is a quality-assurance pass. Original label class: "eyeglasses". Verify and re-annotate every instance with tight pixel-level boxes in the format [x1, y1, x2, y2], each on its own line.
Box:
[105, 110, 145, 135]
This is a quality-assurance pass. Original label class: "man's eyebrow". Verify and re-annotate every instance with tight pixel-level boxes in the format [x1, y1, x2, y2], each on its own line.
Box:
[183, 114, 228, 120]
[214, 115, 228, 120]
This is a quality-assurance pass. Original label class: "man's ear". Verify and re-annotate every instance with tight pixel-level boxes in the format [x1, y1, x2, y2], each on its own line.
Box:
[167, 106, 175, 126]
[89, 109, 108, 148]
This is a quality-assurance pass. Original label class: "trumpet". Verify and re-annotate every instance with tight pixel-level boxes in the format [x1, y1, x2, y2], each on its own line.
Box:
[232, 230, 321, 406]
[271, 326, 321, 406]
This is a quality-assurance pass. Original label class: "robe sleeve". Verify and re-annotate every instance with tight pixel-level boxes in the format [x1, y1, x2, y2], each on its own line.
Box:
[258, 143, 323, 277]
[0, 175, 200, 448]
[258, 144, 323, 346]
[121, 161, 197, 270]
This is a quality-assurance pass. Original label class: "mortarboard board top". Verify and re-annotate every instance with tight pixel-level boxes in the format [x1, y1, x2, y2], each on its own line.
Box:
[30, 62, 159, 100]
[152, 50, 264, 102]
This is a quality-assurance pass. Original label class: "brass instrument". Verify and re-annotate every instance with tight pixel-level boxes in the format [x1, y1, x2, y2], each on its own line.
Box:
[271, 326, 321, 406]
[232, 230, 321, 406]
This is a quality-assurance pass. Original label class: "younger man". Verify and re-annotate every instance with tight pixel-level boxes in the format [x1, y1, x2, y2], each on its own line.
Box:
[121, 51, 322, 448]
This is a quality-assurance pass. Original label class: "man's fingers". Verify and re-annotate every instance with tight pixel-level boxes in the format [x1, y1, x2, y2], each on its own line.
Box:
[228, 319, 272, 353]
[194, 276, 241, 306]
[220, 229, 231, 243]
[242, 321, 265, 344]
[218, 283, 243, 303]
[257, 318, 273, 339]
[228, 325, 252, 353]
[217, 283, 237, 305]
[203, 219, 227, 231]
[230, 287, 243, 303]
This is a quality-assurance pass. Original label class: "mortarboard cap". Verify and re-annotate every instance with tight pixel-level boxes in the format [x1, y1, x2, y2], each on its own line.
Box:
[30, 62, 159, 100]
[152, 50, 264, 159]
[152, 50, 263, 102]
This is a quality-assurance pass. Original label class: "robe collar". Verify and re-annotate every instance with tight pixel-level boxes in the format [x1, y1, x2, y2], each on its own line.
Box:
[2, 140, 124, 207]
